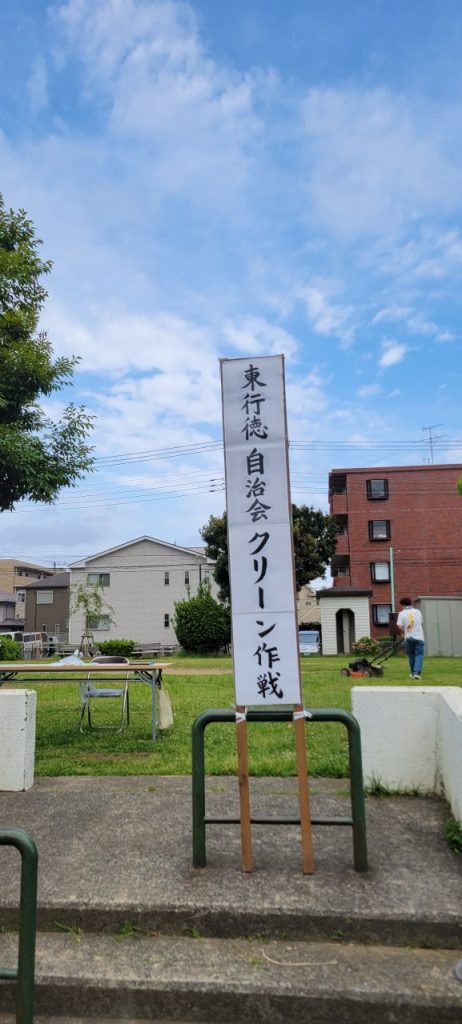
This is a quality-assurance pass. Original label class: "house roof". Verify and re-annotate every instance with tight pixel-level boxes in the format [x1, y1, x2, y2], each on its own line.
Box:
[0, 590, 15, 603]
[316, 587, 373, 598]
[23, 572, 70, 590]
[329, 463, 462, 475]
[70, 536, 211, 567]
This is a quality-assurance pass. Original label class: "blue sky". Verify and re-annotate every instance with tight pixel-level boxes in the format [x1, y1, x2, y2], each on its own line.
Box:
[1, 0, 462, 568]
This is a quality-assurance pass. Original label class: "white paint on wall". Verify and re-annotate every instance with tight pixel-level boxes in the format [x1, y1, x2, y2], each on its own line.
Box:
[69, 537, 217, 645]
[352, 686, 462, 821]
[0, 690, 36, 791]
[318, 594, 371, 655]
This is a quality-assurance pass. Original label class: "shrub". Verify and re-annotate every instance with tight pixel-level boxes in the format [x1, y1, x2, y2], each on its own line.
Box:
[0, 637, 22, 661]
[97, 639, 135, 657]
[174, 583, 230, 654]
[352, 636, 380, 658]
[377, 635, 397, 652]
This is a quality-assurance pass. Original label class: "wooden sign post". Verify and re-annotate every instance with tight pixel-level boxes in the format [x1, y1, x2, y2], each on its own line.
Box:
[221, 356, 314, 874]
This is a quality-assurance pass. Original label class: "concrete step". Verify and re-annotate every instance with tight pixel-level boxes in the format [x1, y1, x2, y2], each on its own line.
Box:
[1, 932, 462, 1023]
[2, 899, 461, 951]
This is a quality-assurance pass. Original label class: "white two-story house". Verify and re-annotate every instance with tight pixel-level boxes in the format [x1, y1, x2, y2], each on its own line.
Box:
[68, 536, 217, 647]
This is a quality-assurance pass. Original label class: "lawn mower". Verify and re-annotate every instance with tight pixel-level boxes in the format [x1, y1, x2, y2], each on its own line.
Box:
[340, 638, 403, 678]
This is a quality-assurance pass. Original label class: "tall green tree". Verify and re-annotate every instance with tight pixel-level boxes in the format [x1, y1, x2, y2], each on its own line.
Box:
[200, 505, 339, 603]
[173, 580, 230, 654]
[0, 195, 94, 511]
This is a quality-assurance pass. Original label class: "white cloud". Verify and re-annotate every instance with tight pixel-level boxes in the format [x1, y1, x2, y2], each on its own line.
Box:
[51, 0, 265, 210]
[299, 282, 356, 345]
[224, 317, 298, 360]
[372, 305, 455, 343]
[378, 341, 407, 368]
[357, 384, 381, 398]
[27, 57, 49, 115]
[300, 87, 462, 241]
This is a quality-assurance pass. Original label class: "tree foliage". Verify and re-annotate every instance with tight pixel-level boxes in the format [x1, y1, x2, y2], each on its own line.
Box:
[0, 195, 94, 511]
[0, 636, 22, 661]
[199, 513, 230, 603]
[70, 581, 115, 627]
[200, 505, 339, 603]
[173, 581, 230, 654]
[97, 639, 135, 657]
[291, 504, 339, 591]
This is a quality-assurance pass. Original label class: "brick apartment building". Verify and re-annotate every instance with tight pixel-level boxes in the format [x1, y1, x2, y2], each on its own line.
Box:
[328, 463, 462, 637]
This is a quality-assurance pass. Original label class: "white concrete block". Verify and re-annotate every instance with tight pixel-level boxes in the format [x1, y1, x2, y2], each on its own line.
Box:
[351, 686, 462, 821]
[0, 690, 37, 791]
[438, 689, 462, 821]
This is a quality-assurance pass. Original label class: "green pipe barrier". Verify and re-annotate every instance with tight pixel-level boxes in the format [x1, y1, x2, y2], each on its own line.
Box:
[0, 828, 38, 1024]
[192, 708, 368, 873]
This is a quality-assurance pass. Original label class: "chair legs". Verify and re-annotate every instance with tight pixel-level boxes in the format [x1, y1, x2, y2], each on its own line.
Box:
[79, 686, 129, 733]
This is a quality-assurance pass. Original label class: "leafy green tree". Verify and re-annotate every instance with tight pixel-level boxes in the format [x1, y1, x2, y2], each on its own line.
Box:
[291, 504, 339, 591]
[70, 581, 115, 628]
[457, 476, 462, 497]
[0, 195, 94, 511]
[0, 636, 22, 661]
[199, 513, 230, 603]
[70, 581, 115, 655]
[173, 581, 230, 654]
[200, 505, 338, 603]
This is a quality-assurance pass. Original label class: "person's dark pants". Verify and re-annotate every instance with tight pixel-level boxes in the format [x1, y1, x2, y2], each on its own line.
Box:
[405, 638, 424, 676]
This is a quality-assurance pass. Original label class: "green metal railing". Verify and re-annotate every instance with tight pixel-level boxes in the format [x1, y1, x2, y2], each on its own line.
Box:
[192, 708, 368, 872]
[0, 829, 38, 1024]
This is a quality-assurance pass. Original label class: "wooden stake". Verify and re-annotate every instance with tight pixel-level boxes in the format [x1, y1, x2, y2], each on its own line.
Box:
[235, 706, 253, 872]
[293, 704, 315, 874]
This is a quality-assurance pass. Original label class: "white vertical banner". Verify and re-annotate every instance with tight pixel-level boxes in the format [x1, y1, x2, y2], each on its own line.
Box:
[221, 355, 302, 706]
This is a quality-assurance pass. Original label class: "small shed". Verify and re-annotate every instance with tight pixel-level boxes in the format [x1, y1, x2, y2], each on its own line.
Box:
[414, 596, 462, 656]
[316, 588, 372, 655]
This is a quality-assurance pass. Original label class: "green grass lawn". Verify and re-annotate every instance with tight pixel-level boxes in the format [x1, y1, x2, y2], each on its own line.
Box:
[2, 653, 461, 777]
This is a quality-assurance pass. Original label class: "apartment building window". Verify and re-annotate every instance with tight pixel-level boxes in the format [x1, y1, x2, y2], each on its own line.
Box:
[366, 479, 389, 500]
[329, 473, 346, 495]
[335, 515, 348, 536]
[164, 571, 170, 585]
[164, 613, 170, 628]
[87, 573, 110, 587]
[332, 556, 350, 578]
[185, 571, 190, 585]
[372, 603, 392, 626]
[368, 520, 391, 541]
[370, 562, 390, 582]
[87, 614, 111, 630]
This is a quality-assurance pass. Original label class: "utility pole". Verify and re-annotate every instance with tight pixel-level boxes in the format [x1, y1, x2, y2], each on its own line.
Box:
[389, 546, 395, 613]
[421, 424, 443, 465]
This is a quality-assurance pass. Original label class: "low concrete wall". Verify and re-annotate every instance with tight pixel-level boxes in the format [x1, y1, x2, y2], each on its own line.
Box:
[438, 689, 462, 820]
[352, 686, 462, 820]
[0, 690, 36, 791]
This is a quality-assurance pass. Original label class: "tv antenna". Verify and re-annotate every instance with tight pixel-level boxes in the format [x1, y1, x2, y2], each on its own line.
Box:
[421, 424, 443, 465]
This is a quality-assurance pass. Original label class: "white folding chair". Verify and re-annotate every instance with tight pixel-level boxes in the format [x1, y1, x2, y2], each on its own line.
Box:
[79, 656, 130, 733]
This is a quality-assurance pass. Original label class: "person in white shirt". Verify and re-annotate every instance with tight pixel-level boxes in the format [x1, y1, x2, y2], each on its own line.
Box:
[396, 598, 425, 680]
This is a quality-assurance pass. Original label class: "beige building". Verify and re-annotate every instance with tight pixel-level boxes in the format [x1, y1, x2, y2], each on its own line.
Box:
[0, 559, 57, 620]
[68, 536, 216, 647]
[297, 585, 321, 626]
